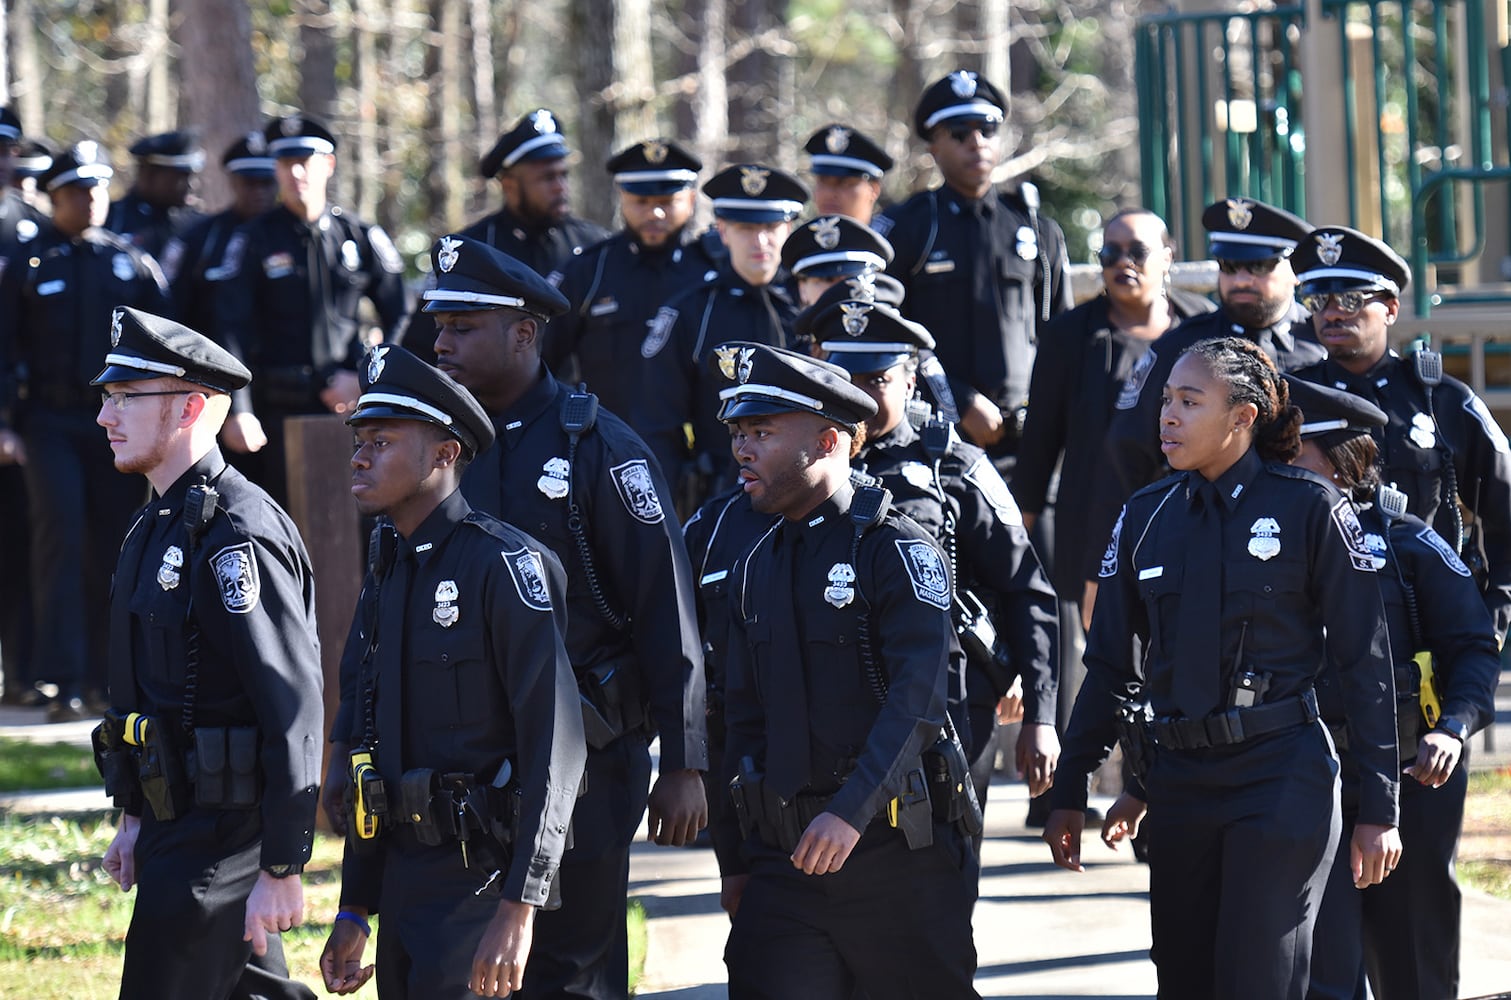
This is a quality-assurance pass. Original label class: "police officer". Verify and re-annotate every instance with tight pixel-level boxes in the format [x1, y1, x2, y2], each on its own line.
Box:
[714, 342, 980, 998]
[803, 123, 893, 224]
[543, 137, 720, 426]
[93, 307, 322, 1000]
[1045, 337, 1399, 1000]
[417, 235, 708, 1000]
[159, 131, 280, 340]
[878, 69, 1072, 465]
[106, 130, 206, 259]
[780, 213, 893, 310]
[639, 164, 808, 500]
[0, 107, 45, 250]
[0, 141, 169, 721]
[11, 139, 52, 207]
[214, 112, 407, 505]
[319, 345, 585, 999]
[1289, 226, 1511, 641]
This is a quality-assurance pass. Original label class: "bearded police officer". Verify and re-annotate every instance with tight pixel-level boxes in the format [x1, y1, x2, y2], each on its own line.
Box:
[106, 130, 206, 260]
[804, 123, 892, 225]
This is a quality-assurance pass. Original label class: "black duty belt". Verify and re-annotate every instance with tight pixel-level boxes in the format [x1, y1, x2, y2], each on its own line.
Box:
[1153, 689, 1319, 751]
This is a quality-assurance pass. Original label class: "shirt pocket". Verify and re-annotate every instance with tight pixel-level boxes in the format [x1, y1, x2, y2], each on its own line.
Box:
[130, 583, 189, 686]
[1138, 563, 1184, 661]
[416, 623, 493, 727]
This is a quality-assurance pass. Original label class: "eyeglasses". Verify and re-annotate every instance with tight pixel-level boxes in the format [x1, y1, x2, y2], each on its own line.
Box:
[945, 122, 1000, 143]
[1300, 290, 1388, 314]
[1098, 241, 1155, 268]
[1216, 257, 1284, 276]
[100, 390, 195, 412]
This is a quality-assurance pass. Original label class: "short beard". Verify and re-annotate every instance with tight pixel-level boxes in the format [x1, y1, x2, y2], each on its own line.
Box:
[1223, 291, 1291, 329]
[113, 406, 177, 476]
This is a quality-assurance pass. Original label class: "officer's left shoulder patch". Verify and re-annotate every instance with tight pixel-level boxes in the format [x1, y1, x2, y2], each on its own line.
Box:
[1417, 526, 1472, 577]
[1116, 349, 1157, 411]
[962, 454, 1022, 526]
[367, 224, 404, 274]
[1099, 506, 1125, 578]
[211, 542, 261, 614]
[611, 459, 666, 524]
[1464, 394, 1511, 456]
[1329, 497, 1376, 572]
[870, 213, 895, 239]
[641, 307, 678, 359]
[895, 538, 951, 610]
[503, 547, 553, 611]
[218, 232, 246, 278]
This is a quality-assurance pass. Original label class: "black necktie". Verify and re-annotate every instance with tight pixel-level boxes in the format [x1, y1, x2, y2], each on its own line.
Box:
[305, 222, 335, 371]
[375, 544, 415, 765]
[1172, 480, 1224, 718]
[107, 508, 155, 706]
[764, 528, 811, 799]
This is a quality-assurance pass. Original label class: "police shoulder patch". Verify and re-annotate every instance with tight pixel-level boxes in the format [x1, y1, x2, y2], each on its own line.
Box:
[641, 307, 678, 359]
[870, 214, 895, 239]
[1330, 497, 1376, 572]
[503, 547, 553, 611]
[367, 224, 404, 274]
[1464, 394, 1511, 456]
[611, 459, 665, 524]
[895, 538, 951, 610]
[219, 232, 246, 278]
[1099, 506, 1125, 578]
[1115, 349, 1157, 411]
[158, 238, 186, 283]
[1417, 526, 1471, 577]
[211, 542, 261, 614]
[545, 269, 565, 288]
[962, 454, 1022, 526]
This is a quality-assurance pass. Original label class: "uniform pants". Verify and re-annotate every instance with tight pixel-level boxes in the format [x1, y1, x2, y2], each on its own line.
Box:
[0, 464, 34, 695]
[120, 808, 315, 1000]
[724, 822, 980, 1000]
[517, 733, 652, 1000]
[1143, 722, 1340, 1000]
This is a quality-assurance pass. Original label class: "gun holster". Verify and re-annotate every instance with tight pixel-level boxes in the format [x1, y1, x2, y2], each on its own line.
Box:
[92, 710, 141, 812]
[1115, 702, 1155, 785]
[577, 657, 645, 750]
[121, 712, 191, 822]
[886, 767, 935, 850]
[923, 735, 984, 836]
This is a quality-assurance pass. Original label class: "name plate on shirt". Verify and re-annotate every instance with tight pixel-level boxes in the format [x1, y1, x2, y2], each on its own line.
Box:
[923, 259, 956, 275]
[1138, 566, 1164, 580]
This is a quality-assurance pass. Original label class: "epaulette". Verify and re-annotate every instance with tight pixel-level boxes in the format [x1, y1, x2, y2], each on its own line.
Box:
[1128, 470, 1184, 502]
[462, 509, 516, 544]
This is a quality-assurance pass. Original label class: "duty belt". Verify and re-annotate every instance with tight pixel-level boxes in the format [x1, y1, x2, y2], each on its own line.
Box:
[1152, 689, 1319, 751]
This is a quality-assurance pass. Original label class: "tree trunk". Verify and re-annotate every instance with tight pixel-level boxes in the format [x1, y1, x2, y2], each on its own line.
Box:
[568, 0, 657, 227]
[889, 0, 933, 194]
[10, 0, 41, 139]
[145, 0, 172, 133]
[175, 0, 260, 213]
[693, 0, 729, 175]
[298, 0, 339, 122]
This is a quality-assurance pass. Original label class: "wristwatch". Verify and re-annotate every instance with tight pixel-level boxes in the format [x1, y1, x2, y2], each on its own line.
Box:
[262, 863, 305, 878]
[1433, 716, 1469, 743]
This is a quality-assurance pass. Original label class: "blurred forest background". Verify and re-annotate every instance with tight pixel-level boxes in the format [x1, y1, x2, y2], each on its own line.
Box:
[1, 0, 1153, 269]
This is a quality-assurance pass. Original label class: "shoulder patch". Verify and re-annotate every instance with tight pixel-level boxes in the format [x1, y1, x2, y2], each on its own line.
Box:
[545, 269, 565, 288]
[1464, 394, 1511, 456]
[158, 238, 186, 283]
[870, 213, 895, 239]
[962, 454, 1022, 526]
[1099, 506, 1125, 578]
[1417, 526, 1472, 577]
[219, 232, 246, 278]
[1115, 349, 1157, 411]
[641, 306, 678, 358]
[503, 547, 553, 611]
[211, 542, 261, 614]
[367, 224, 404, 274]
[894, 538, 952, 610]
[1330, 497, 1377, 572]
[611, 459, 666, 524]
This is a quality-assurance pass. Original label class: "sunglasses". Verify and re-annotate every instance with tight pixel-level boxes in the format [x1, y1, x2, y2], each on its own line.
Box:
[1216, 256, 1283, 276]
[1300, 290, 1388, 314]
[1098, 241, 1155, 268]
[945, 122, 1000, 143]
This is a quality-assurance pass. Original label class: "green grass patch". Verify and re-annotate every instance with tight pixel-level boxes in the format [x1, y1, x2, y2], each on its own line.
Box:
[627, 896, 647, 995]
[1461, 859, 1511, 900]
[0, 737, 100, 793]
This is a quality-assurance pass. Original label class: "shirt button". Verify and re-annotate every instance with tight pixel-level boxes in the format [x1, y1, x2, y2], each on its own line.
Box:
[441, 653, 449, 663]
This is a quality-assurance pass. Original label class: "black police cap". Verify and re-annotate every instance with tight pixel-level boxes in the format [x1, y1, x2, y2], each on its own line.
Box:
[703, 164, 809, 223]
[265, 113, 337, 158]
[93, 307, 251, 393]
[1292, 225, 1411, 298]
[421, 234, 570, 319]
[42, 140, 114, 192]
[129, 130, 205, 172]
[803, 271, 906, 316]
[13, 140, 51, 179]
[914, 70, 1007, 140]
[804, 124, 893, 178]
[0, 106, 21, 143]
[805, 299, 934, 376]
[607, 138, 701, 195]
[1283, 374, 1388, 440]
[349, 344, 495, 458]
[710, 342, 878, 430]
[1202, 197, 1312, 261]
[479, 109, 569, 178]
[781, 215, 895, 279]
[221, 129, 276, 178]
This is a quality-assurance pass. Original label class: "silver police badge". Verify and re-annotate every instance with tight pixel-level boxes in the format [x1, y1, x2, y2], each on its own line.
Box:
[1226, 199, 1254, 230]
[812, 216, 842, 250]
[281, 115, 303, 137]
[949, 70, 978, 99]
[211, 543, 260, 614]
[824, 562, 856, 608]
[433, 580, 460, 628]
[1317, 232, 1345, 267]
[897, 539, 951, 610]
[504, 548, 553, 611]
[1015, 225, 1039, 261]
[340, 239, 361, 271]
[825, 126, 851, 154]
[1362, 532, 1389, 570]
[739, 166, 770, 196]
[611, 460, 665, 525]
[437, 235, 462, 273]
[642, 140, 668, 164]
[538, 457, 570, 500]
[900, 462, 934, 490]
[15, 219, 36, 243]
[76, 140, 101, 163]
[840, 302, 871, 336]
[112, 254, 136, 281]
[246, 129, 267, 155]
[736, 346, 756, 383]
[367, 345, 389, 384]
[1248, 516, 1281, 560]
[111, 308, 125, 347]
[845, 272, 877, 302]
[714, 345, 741, 380]
[1409, 412, 1436, 450]
[157, 545, 184, 591]
[530, 109, 557, 134]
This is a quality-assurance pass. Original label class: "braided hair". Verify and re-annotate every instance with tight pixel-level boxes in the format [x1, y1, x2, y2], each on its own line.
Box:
[1181, 337, 1302, 463]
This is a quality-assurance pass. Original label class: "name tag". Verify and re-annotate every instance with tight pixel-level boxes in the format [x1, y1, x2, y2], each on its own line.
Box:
[923, 260, 956, 275]
[1138, 566, 1164, 580]
[589, 298, 619, 317]
[36, 279, 65, 296]
[700, 570, 728, 586]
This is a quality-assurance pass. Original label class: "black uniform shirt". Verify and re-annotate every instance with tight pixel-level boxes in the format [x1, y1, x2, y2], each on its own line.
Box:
[107, 448, 323, 869]
[159, 209, 249, 339]
[459, 368, 708, 772]
[106, 192, 203, 261]
[1054, 448, 1399, 825]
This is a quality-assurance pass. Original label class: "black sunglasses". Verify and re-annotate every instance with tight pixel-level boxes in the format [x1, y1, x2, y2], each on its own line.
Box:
[1300, 290, 1389, 314]
[1216, 256, 1284, 276]
[1098, 241, 1155, 268]
[945, 122, 1000, 143]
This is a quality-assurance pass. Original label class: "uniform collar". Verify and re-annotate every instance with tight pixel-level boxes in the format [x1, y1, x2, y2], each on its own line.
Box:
[154, 446, 230, 514]
[492, 364, 562, 449]
[1326, 349, 1398, 388]
[401, 488, 472, 567]
[1187, 446, 1263, 512]
[1218, 299, 1307, 350]
[780, 481, 855, 544]
[865, 417, 917, 453]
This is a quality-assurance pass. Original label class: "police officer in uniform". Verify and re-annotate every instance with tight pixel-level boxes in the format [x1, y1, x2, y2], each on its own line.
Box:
[0, 107, 46, 250]
[714, 342, 980, 998]
[214, 112, 408, 505]
[803, 123, 893, 224]
[106, 130, 206, 260]
[10, 139, 52, 207]
[1289, 226, 1511, 641]
[780, 213, 893, 310]
[639, 164, 807, 500]
[93, 308, 322, 1000]
[418, 235, 708, 1000]
[878, 69, 1071, 466]
[319, 345, 585, 999]
[0, 141, 169, 721]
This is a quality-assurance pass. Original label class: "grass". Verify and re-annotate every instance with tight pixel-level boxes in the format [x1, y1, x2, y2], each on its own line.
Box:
[1460, 766, 1511, 902]
[0, 738, 101, 793]
[628, 896, 647, 995]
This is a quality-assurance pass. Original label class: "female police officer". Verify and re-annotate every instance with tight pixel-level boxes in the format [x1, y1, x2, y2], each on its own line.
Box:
[1043, 337, 1400, 999]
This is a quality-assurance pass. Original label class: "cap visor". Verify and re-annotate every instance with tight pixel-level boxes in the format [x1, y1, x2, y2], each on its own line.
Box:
[421, 297, 505, 314]
[1299, 276, 1391, 296]
[824, 350, 912, 375]
[714, 207, 800, 224]
[617, 179, 692, 196]
[91, 363, 161, 387]
[718, 397, 813, 422]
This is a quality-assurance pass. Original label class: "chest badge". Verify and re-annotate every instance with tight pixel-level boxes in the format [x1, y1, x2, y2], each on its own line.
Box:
[433, 580, 459, 628]
[900, 462, 934, 491]
[538, 457, 570, 499]
[157, 545, 184, 590]
[1015, 225, 1039, 261]
[1363, 532, 1389, 570]
[1409, 412, 1436, 450]
[1248, 516, 1281, 561]
[825, 562, 856, 608]
[112, 253, 136, 281]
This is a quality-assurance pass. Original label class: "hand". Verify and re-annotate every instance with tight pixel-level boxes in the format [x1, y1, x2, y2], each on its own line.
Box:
[244, 870, 305, 957]
[322, 741, 350, 836]
[645, 768, 708, 846]
[958, 394, 1005, 448]
[720, 874, 750, 920]
[1043, 808, 1087, 872]
[321, 370, 361, 415]
[996, 675, 1025, 725]
[103, 812, 140, 891]
[1081, 581, 1099, 634]
[470, 899, 535, 997]
[1100, 792, 1147, 850]
[0, 429, 25, 466]
[1404, 731, 1463, 788]
[1350, 823, 1403, 888]
[1017, 722, 1060, 798]
[1021, 510, 1038, 533]
[319, 913, 374, 994]
[791, 811, 861, 875]
[220, 411, 267, 453]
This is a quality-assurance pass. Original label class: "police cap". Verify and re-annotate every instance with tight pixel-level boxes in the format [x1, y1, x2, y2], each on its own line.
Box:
[703, 164, 809, 223]
[0, 107, 21, 143]
[13, 140, 51, 180]
[914, 70, 1007, 140]
[42, 140, 114, 192]
[804, 299, 933, 376]
[608, 138, 701, 195]
[1202, 197, 1312, 262]
[480, 109, 569, 178]
[1291, 225, 1411, 298]
[803, 271, 906, 314]
[349, 344, 495, 459]
[711, 342, 878, 431]
[129, 131, 205, 172]
[265, 113, 337, 158]
[221, 130, 276, 178]
[804, 124, 893, 179]
[421, 234, 570, 320]
[1283, 374, 1388, 441]
[93, 307, 252, 393]
[781, 215, 894, 279]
